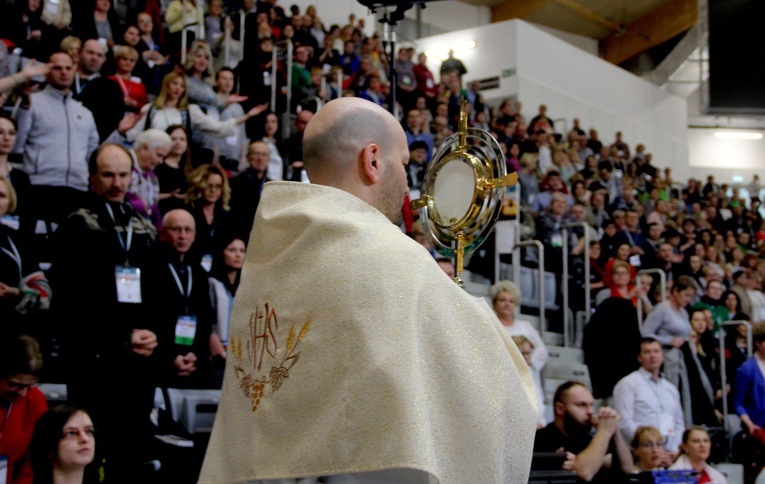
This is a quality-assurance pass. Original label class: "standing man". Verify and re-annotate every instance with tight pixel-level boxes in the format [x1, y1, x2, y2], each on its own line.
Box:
[199, 97, 538, 483]
[13, 52, 100, 229]
[612, 337, 685, 459]
[73, 39, 126, 141]
[143, 209, 214, 388]
[229, 140, 271, 241]
[283, 109, 313, 182]
[534, 381, 633, 481]
[50, 143, 160, 482]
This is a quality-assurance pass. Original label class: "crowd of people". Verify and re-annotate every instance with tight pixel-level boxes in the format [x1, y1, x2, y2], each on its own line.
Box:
[0, 0, 764, 483]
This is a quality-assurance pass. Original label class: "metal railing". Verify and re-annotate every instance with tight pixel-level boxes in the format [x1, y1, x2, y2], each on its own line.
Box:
[561, 222, 591, 347]
[512, 240, 545, 334]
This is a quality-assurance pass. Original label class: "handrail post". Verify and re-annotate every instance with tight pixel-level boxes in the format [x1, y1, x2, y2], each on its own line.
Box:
[511, 240, 545, 335]
[562, 229, 569, 347]
[238, 9, 245, 62]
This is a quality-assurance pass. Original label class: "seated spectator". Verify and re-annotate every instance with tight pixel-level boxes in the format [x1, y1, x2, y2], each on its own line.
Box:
[490, 280, 548, 375]
[535, 191, 576, 273]
[668, 426, 728, 483]
[0, 333, 48, 484]
[156, 125, 190, 216]
[693, 279, 727, 331]
[109, 45, 148, 113]
[631, 426, 669, 472]
[517, 154, 540, 207]
[184, 164, 233, 269]
[531, 171, 573, 217]
[406, 140, 429, 193]
[358, 72, 384, 107]
[29, 405, 98, 484]
[595, 260, 643, 310]
[511, 335, 546, 428]
[533, 381, 633, 481]
[602, 244, 637, 288]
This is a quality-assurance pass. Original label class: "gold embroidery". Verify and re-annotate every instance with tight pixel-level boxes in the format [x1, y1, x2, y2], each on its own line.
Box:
[231, 303, 311, 413]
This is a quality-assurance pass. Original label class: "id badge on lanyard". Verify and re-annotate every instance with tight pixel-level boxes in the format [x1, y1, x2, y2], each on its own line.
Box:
[175, 315, 197, 346]
[115, 267, 142, 303]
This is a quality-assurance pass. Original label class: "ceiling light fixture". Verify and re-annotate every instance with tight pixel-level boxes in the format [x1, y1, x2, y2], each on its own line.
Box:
[713, 131, 763, 140]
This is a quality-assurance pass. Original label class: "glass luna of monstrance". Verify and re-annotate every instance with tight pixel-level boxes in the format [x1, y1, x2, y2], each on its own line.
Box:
[410, 99, 518, 286]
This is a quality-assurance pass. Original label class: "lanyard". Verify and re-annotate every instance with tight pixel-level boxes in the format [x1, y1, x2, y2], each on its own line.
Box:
[115, 75, 132, 97]
[105, 204, 134, 264]
[0, 236, 22, 281]
[168, 263, 192, 299]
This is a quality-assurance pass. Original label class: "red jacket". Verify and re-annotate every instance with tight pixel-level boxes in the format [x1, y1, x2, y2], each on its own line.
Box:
[0, 388, 48, 484]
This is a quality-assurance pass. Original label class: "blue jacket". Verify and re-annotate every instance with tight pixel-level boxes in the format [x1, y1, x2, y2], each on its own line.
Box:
[734, 356, 765, 427]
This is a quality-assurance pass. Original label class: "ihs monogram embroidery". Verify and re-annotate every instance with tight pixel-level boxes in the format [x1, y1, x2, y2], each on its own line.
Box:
[230, 303, 310, 412]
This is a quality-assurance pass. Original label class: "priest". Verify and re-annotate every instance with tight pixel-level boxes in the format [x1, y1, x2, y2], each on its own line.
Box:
[198, 97, 538, 483]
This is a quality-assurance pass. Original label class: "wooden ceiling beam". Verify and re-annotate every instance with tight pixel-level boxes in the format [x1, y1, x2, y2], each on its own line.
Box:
[552, 0, 621, 33]
[491, 0, 551, 22]
[602, 0, 697, 65]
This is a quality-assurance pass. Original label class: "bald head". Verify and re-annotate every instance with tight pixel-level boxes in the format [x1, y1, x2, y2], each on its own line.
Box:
[303, 98, 410, 224]
[304, 98, 402, 183]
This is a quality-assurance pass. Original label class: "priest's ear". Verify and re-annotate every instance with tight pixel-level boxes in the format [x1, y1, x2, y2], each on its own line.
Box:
[360, 142, 382, 184]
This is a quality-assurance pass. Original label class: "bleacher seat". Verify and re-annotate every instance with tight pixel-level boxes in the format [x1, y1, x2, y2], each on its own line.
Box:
[716, 463, 744, 484]
[547, 345, 584, 365]
[165, 388, 221, 434]
[542, 361, 592, 405]
[38, 383, 67, 406]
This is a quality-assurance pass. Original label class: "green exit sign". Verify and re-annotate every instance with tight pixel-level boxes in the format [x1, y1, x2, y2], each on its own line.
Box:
[502, 68, 516, 77]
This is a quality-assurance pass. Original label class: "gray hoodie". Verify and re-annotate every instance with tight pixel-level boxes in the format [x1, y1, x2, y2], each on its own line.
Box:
[14, 85, 99, 191]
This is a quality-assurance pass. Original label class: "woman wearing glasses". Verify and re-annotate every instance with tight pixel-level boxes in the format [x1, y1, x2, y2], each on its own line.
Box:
[30, 405, 98, 484]
[0, 333, 48, 484]
[631, 426, 670, 472]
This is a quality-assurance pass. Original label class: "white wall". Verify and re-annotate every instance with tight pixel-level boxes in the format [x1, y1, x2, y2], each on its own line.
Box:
[288, 0, 377, 36]
[415, 19, 689, 179]
[688, 129, 765, 183]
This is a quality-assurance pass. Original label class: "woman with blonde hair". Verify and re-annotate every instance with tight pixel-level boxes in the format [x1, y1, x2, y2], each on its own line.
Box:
[125, 72, 267, 158]
[631, 426, 668, 472]
[184, 164, 232, 269]
[489, 280, 548, 373]
[108, 45, 147, 113]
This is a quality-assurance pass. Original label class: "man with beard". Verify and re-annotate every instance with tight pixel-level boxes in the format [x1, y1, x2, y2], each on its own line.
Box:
[534, 381, 633, 481]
